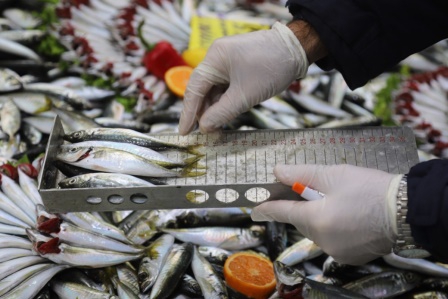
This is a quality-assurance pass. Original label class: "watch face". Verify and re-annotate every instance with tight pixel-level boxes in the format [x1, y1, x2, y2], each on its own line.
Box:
[396, 248, 431, 259]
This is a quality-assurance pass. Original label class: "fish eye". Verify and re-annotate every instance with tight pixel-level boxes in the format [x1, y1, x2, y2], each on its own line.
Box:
[138, 272, 148, 281]
[73, 132, 81, 138]
[69, 179, 76, 184]
[405, 273, 415, 281]
[69, 147, 79, 153]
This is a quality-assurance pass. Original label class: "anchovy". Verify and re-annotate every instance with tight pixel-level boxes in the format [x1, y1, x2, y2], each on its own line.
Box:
[23, 116, 55, 134]
[116, 279, 139, 299]
[117, 263, 139, 296]
[302, 277, 367, 299]
[138, 234, 175, 292]
[18, 167, 42, 205]
[0, 209, 29, 227]
[191, 247, 228, 299]
[0, 223, 26, 235]
[0, 232, 31, 249]
[34, 238, 143, 268]
[289, 91, 351, 118]
[149, 243, 194, 299]
[0, 255, 47, 281]
[276, 238, 323, 266]
[0, 30, 45, 44]
[162, 225, 265, 250]
[53, 107, 99, 133]
[0, 263, 54, 296]
[198, 246, 231, 265]
[0, 265, 71, 299]
[383, 253, 448, 277]
[58, 172, 155, 189]
[51, 280, 118, 299]
[0, 174, 36, 221]
[0, 190, 34, 226]
[3, 8, 41, 29]
[178, 274, 203, 298]
[95, 117, 151, 132]
[58, 212, 131, 244]
[0, 36, 41, 61]
[0, 247, 35, 263]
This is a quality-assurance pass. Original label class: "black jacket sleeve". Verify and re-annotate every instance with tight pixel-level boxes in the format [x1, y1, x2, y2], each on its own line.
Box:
[286, 0, 448, 89]
[407, 160, 448, 262]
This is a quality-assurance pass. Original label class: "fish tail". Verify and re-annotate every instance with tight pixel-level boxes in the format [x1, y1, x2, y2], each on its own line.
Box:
[182, 155, 203, 166]
[185, 144, 203, 156]
[35, 96, 53, 114]
[180, 162, 207, 178]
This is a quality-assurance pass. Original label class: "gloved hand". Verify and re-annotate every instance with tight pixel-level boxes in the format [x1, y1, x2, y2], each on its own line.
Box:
[252, 164, 403, 265]
[179, 22, 309, 135]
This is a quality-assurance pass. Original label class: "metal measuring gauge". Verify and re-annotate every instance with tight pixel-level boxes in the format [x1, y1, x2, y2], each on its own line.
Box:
[38, 116, 419, 212]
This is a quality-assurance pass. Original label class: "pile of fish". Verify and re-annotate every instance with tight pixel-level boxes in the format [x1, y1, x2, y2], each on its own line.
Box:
[0, 0, 447, 298]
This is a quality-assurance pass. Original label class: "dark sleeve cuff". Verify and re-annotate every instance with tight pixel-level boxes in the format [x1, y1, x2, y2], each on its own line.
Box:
[286, 0, 448, 89]
[407, 160, 448, 262]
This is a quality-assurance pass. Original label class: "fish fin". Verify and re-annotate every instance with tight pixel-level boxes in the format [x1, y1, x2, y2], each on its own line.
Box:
[218, 235, 240, 248]
[180, 163, 207, 178]
[35, 96, 52, 114]
[182, 155, 203, 166]
[185, 144, 203, 156]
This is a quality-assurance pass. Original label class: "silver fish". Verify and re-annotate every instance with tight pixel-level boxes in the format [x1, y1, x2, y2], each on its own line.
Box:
[138, 234, 175, 292]
[384, 253, 448, 277]
[52, 107, 99, 133]
[162, 225, 265, 250]
[198, 246, 231, 265]
[95, 117, 151, 132]
[343, 271, 422, 298]
[276, 238, 323, 266]
[59, 212, 131, 244]
[0, 232, 31, 249]
[289, 91, 351, 118]
[22, 122, 43, 145]
[24, 83, 92, 109]
[23, 116, 55, 134]
[1, 100, 21, 141]
[3, 8, 41, 29]
[4, 93, 51, 115]
[0, 173, 36, 220]
[260, 96, 300, 116]
[0, 247, 35, 263]
[191, 247, 228, 299]
[0, 30, 45, 44]
[0, 68, 22, 92]
[0, 264, 71, 299]
[0, 263, 54, 296]
[0, 209, 29, 227]
[34, 238, 143, 268]
[0, 36, 41, 61]
[18, 167, 42, 205]
[51, 280, 118, 299]
[60, 141, 188, 168]
[149, 243, 194, 299]
[248, 108, 289, 130]
[0, 223, 26, 235]
[117, 263, 139, 296]
[116, 279, 139, 299]
[302, 277, 367, 299]
[46, 222, 143, 254]
[119, 210, 151, 233]
[0, 190, 34, 226]
[56, 146, 192, 178]
[58, 172, 155, 189]
[0, 255, 47, 281]
[274, 261, 306, 286]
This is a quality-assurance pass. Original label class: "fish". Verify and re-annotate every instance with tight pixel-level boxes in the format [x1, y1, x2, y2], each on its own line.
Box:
[0, 265, 71, 299]
[125, 210, 160, 245]
[260, 96, 301, 116]
[33, 237, 143, 268]
[56, 146, 202, 178]
[265, 221, 287, 261]
[116, 279, 139, 299]
[23, 83, 93, 109]
[0, 263, 54, 296]
[52, 107, 99, 133]
[289, 91, 351, 118]
[63, 128, 200, 153]
[302, 277, 368, 299]
[191, 246, 228, 299]
[198, 246, 231, 265]
[58, 212, 131, 244]
[0, 173, 36, 221]
[0, 30, 45, 44]
[274, 261, 306, 287]
[383, 253, 448, 277]
[0, 223, 27, 235]
[149, 243, 194, 299]
[117, 263, 140, 294]
[0, 209, 29, 227]
[138, 234, 175, 292]
[3, 8, 41, 28]
[317, 115, 381, 128]
[138, 110, 181, 125]
[21, 122, 43, 145]
[0, 255, 47, 281]
[0, 100, 21, 141]
[112, 210, 133, 224]
[0, 247, 35, 263]
[162, 225, 265, 250]
[18, 166, 42, 205]
[118, 210, 151, 233]
[323, 256, 392, 282]
[58, 172, 155, 188]
[0, 232, 31, 249]
[95, 117, 151, 132]
[23, 116, 55, 134]
[276, 238, 323, 266]
[0, 68, 22, 93]
[0, 36, 41, 61]
[177, 274, 203, 298]
[411, 291, 448, 299]
[0, 190, 35, 226]
[248, 108, 289, 130]
[51, 280, 119, 299]
[56, 268, 106, 292]
[343, 271, 423, 298]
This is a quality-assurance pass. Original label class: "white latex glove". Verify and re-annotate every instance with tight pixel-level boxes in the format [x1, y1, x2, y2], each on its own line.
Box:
[179, 22, 308, 135]
[251, 164, 403, 265]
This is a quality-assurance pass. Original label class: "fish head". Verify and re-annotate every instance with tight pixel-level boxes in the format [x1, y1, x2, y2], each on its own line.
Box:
[58, 176, 82, 189]
[0, 68, 22, 92]
[274, 261, 306, 286]
[57, 145, 93, 163]
[249, 225, 266, 239]
[138, 258, 158, 292]
[402, 271, 423, 286]
[64, 130, 88, 142]
[18, 163, 39, 178]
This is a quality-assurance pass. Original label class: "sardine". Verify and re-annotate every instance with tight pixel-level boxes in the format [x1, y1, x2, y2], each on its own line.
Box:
[0, 173, 36, 221]
[0, 255, 47, 281]
[178, 274, 203, 298]
[34, 238, 143, 268]
[149, 243, 194, 299]
[116, 279, 139, 299]
[276, 238, 323, 266]
[266, 221, 287, 261]
[191, 246, 228, 299]
[58, 172, 155, 188]
[0, 247, 35, 263]
[52, 107, 99, 133]
[0, 36, 41, 61]
[198, 246, 231, 265]
[274, 261, 306, 286]
[162, 225, 265, 250]
[138, 234, 175, 292]
[51, 280, 118, 299]
[24, 83, 92, 109]
[0, 223, 26, 235]
[383, 253, 448, 277]
[0, 232, 31, 249]
[302, 277, 367, 299]
[0, 263, 54, 296]
[1, 100, 21, 141]
[0, 190, 34, 226]
[117, 263, 139, 295]
[56, 268, 106, 292]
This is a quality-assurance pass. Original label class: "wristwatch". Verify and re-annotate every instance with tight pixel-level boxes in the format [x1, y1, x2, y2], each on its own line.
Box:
[393, 175, 431, 258]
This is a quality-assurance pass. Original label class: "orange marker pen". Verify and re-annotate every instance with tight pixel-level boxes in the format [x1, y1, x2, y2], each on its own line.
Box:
[292, 182, 324, 201]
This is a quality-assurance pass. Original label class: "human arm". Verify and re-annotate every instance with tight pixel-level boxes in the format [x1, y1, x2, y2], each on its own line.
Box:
[286, 0, 448, 89]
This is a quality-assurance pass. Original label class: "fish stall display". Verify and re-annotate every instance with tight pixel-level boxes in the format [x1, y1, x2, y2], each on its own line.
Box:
[0, 0, 446, 298]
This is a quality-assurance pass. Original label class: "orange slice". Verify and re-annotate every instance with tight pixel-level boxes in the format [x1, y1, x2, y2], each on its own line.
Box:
[224, 251, 276, 299]
[165, 66, 194, 98]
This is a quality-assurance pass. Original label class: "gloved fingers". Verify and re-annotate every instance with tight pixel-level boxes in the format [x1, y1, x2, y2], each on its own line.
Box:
[273, 164, 343, 192]
[251, 199, 312, 227]
[198, 87, 248, 133]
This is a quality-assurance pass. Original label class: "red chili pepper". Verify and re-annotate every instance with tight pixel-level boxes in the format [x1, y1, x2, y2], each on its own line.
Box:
[138, 21, 187, 80]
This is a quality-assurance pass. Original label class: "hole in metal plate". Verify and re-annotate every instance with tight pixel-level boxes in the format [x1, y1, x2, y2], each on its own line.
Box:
[86, 196, 102, 204]
[245, 187, 270, 203]
[215, 188, 239, 203]
[130, 193, 148, 204]
[186, 190, 209, 204]
[108, 194, 124, 204]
